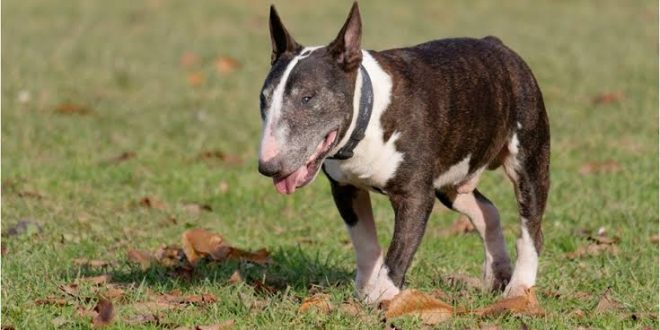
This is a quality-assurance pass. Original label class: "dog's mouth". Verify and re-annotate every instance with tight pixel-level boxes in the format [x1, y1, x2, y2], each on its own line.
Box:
[273, 130, 338, 195]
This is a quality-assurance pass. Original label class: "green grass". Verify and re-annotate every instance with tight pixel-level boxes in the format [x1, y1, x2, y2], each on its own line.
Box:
[2, 0, 658, 328]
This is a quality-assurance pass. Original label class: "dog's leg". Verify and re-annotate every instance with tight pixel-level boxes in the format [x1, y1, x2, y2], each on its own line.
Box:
[329, 179, 400, 304]
[436, 188, 512, 291]
[502, 127, 550, 297]
[384, 190, 436, 288]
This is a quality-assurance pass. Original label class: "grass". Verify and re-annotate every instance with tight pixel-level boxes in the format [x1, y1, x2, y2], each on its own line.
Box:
[1, 0, 658, 328]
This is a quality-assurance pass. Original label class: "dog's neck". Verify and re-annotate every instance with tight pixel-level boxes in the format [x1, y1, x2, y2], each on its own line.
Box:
[329, 64, 374, 160]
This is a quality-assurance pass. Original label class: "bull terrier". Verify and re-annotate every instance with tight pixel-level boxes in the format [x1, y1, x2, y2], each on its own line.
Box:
[257, 2, 550, 304]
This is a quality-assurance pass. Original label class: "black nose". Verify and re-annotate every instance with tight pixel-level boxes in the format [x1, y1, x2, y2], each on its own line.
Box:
[258, 159, 281, 177]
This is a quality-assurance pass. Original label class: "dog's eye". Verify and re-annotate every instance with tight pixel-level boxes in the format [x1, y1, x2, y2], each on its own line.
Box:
[301, 95, 313, 104]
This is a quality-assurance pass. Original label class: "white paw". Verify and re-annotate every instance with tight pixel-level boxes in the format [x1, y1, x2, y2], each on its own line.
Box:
[356, 262, 400, 304]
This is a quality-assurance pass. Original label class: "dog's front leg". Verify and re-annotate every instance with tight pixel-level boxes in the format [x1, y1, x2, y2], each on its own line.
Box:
[385, 190, 436, 288]
[329, 179, 400, 304]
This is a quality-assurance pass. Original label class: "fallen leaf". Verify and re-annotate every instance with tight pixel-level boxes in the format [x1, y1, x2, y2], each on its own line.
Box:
[579, 160, 622, 175]
[181, 228, 227, 265]
[131, 301, 181, 313]
[573, 291, 593, 299]
[55, 102, 92, 115]
[127, 249, 155, 270]
[217, 181, 229, 193]
[138, 196, 168, 210]
[228, 269, 243, 285]
[251, 280, 277, 295]
[223, 247, 272, 265]
[102, 151, 136, 165]
[35, 296, 69, 306]
[1, 326, 15, 330]
[443, 273, 483, 290]
[587, 235, 620, 245]
[92, 297, 114, 327]
[180, 52, 200, 68]
[299, 293, 333, 314]
[385, 289, 453, 325]
[595, 288, 622, 313]
[197, 150, 243, 166]
[592, 90, 624, 105]
[101, 286, 126, 300]
[75, 274, 112, 286]
[472, 287, 543, 317]
[215, 56, 240, 74]
[73, 259, 111, 268]
[182, 203, 213, 215]
[154, 244, 185, 268]
[187, 72, 204, 87]
[5, 219, 42, 236]
[650, 234, 658, 244]
[338, 300, 362, 316]
[442, 215, 475, 236]
[16, 190, 44, 199]
[565, 242, 620, 259]
[570, 309, 586, 319]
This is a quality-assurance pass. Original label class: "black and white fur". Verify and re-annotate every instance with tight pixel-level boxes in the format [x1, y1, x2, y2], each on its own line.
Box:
[257, 3, 550, 304]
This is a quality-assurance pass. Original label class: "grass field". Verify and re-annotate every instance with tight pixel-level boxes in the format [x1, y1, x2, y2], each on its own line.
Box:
[2, 0, 658, 328]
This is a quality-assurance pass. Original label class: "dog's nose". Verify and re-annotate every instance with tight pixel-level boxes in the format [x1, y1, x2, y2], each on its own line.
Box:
[258, 159, 282, 177]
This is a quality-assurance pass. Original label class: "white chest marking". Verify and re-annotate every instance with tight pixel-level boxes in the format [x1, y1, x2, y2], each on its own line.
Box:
[433, 155, 472, 189]
[324, 51, 404, 190]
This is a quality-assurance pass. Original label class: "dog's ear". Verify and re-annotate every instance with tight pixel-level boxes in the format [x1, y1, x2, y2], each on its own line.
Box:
[328, 2, 362, 71]
[269, 5, 302, 64]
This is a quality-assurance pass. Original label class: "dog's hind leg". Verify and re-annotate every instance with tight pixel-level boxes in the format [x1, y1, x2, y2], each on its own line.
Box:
[436, 188, 512, 291]
[328, 178, 400, 304]
[502, 118, 550, 297]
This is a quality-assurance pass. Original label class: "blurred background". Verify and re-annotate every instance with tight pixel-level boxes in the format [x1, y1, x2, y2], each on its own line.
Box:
[2, 0, 658, 328]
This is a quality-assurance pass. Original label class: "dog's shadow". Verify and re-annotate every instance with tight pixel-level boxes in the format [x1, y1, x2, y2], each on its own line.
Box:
[66, 245, 354, 295]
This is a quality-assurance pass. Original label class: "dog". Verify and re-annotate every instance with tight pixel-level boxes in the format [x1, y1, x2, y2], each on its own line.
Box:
[257, 2, 550, 304]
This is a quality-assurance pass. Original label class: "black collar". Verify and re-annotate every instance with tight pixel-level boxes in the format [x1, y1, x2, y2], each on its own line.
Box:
[329, 65, 374, 160]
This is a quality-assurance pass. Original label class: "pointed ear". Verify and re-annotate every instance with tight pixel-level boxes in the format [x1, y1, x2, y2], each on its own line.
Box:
[328, 2, 362, 71]
[269, 5, 302, 64]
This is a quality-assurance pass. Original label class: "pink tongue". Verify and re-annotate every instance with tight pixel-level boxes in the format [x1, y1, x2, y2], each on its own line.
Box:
[273, 165, 308, 195]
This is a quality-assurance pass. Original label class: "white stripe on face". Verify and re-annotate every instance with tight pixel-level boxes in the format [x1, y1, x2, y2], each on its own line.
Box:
[259, 46, 322, 162]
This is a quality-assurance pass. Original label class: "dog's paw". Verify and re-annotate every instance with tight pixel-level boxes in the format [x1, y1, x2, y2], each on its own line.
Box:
[503, 283, 529, 298]
[356, 266, 400, 304]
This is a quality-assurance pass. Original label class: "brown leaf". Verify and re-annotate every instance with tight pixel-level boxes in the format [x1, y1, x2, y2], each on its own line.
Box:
[101, 286, 126, 300]
[251, 280, 278, 295]
[182, 203, 213, 215]
[228, 269, 243, 285]
[565, 243, 620, 259]
[187, 72, 204, 87]
[595, 288, 622, 313]
[138, 196, 168, 210]
[35, 296, 69, 306]
[73, 259, 111, 268]
[180, 52, 200, 69]
[75, 274, 112, 286]
[217, 181, 229, 194]
[299, 293, 333, 314]
[131, 301, 181, 313]
[127, 249, 155, 270]
[197, 150, 243, 166]
[443, 273, 483, 290]
[592, 90, 624, 105]
[154, 244, 185, 267]
[579, 160, 622, 175]
[472, 287, 544, 317]
[1, 326, 16, 330]
[181, 228, 227, 265]
[650, 234, 659, 244]
[215, 56, 240, 74]
[55, 102, 92, 115]
[385, 289, 453, 325]
[443, 215, 475, 236]
[16, 190, 44, 199]
[103, 151, 136, 165]
[338, 300, 362, 316]
[92, 297, 114, 327]
[587, 235, 620, 245]
[59, 284, 80, 297]
[223, 247, 272, 265]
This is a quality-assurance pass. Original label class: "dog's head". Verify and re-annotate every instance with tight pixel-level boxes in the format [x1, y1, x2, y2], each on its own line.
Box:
[258, 3, 363, 194]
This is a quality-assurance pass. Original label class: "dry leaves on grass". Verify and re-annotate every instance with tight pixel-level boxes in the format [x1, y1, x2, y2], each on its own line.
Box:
[592, 90, 624, 105]
[92, 297, 115, 328]
[127, 249, 156, 270]
[101, 151, 136, 165]
[440, 215, 475, 236]
[35, 296, 70, 306]
[384, 289, 453, 325]
[174, 319, 235, 330]
[595, 288, 623, 314]
[181, 228, 272, 265]
[73, 259, 111, 268]
[215, 56, 240, 74]
[227, 269, 243, 285]
[182, 203, 213, 215]
[650, 234, 659, 244]
[197, 150, 244, 166]
[298, 293, 333, 314]
[472, 288, 544, 317]
[55, 102, 92, 115]
[138, 196, 168, 210]
[579, 160, 622, 175]
[187, 72, 204, 87]
[566, 232, 620, 259]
